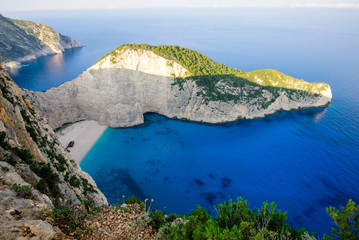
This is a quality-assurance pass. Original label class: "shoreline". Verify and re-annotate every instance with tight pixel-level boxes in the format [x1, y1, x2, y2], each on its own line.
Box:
[56, 120, 107, 163]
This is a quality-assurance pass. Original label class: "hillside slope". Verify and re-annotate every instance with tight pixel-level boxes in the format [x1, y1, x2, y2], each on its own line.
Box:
[0, 64, 107, 239]
[24, 44, 332, 129]
[0, 14, 82, 69]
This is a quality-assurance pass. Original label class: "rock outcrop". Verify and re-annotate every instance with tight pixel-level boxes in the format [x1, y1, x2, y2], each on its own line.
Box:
[23, 44, 332, 129]
[0, 64, 107, 239]
[0, 14, 82, 69]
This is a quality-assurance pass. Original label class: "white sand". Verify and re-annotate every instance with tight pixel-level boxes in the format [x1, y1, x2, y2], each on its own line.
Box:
[56, 120, 107, 163]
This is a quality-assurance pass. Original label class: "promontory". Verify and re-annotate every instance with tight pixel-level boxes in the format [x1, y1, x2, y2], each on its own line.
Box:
[23, 44, 332, 129]
[0, 14, 82, 69]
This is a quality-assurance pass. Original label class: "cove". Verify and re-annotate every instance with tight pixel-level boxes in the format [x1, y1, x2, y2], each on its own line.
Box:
[7, 8, 359, 237]
[80, 109, 359, 235]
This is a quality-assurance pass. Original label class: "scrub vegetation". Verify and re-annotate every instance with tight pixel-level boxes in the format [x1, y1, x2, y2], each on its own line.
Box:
[98, 44, 329, 106]
[50, 195, 358, 240]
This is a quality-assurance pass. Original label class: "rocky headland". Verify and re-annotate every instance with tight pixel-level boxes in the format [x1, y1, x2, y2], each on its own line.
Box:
[0, 14, 82, 69]
[0, 64, 106, 239]
[23, 44, 332, 129]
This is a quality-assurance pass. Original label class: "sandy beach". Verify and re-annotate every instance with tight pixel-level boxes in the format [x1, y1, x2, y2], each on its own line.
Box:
[56, 120, 107, 163]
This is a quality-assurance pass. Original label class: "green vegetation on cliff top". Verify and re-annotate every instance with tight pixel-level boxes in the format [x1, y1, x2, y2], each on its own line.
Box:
[98, 43, 329, 93]
[0, 14, 45, 62]
[10, 18, 60, 43]
[97, 44, 329, 106]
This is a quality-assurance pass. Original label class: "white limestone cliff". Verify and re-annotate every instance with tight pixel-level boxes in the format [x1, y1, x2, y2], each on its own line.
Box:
[23, 48, 332, 129]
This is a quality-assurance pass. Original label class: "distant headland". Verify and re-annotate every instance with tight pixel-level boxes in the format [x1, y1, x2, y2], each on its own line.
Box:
[0, 14, 82, 69]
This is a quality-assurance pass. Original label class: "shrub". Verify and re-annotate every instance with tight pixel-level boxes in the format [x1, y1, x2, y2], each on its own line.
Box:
[1, 166, 9, 173]
[69, 175, 80, 188]
[13, 183, 33, 199]
[324, 199, 359, 240]
[125, 195, 144, 205]
[80, 177, 97, 194]
[12, 147, 33, 164]
[5, 157, 17, 166]
[149, 210, 167, 230]
[157, 197, 312, 240]
[50, 205, 86, 233]
[0, 131, 11, 149]
[36, 179, 47, 193]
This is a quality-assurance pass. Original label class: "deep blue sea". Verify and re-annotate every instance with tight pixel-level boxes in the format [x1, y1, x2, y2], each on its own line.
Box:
[4, 8, 359, 236]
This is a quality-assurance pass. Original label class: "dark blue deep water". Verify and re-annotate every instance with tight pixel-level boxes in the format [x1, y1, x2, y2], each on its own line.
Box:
[4, 8, 359, 236]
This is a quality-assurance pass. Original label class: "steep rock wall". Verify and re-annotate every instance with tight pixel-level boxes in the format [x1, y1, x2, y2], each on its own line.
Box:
[24, 48, 332, 129]
[0, 64, 107, 239]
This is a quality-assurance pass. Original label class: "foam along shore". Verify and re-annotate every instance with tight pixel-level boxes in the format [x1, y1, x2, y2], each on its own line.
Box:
[56, 120, 107, 163]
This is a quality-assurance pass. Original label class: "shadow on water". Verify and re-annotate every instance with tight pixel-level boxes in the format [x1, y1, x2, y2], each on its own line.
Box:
[221, 177, 232, 189]
[193, 178, 206, 187]
[96, 167, 147, 204]
[316, 176, 359, 207]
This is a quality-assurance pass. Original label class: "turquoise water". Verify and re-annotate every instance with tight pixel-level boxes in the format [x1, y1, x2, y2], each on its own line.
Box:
[5, 8, 359, 235]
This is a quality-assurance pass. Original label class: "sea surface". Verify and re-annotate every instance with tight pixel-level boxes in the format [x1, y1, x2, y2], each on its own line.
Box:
[4, 8, 359, 236]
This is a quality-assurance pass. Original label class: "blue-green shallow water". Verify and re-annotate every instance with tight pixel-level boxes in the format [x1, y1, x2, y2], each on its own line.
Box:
[3, 8, 359, 236]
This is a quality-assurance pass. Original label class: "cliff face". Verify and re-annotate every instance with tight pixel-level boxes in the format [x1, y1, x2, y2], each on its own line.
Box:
[0, 14, 82, 69]
[0, 65, 107, 239]
[23, 45, 332, 129]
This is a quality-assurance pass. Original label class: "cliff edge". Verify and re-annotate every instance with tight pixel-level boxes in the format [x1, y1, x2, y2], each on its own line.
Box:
[0, 64, 107, 239]
[24, 44, 332, 129]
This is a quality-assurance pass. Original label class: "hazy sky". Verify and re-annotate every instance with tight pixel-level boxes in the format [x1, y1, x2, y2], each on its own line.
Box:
[2, 0, 359, 11]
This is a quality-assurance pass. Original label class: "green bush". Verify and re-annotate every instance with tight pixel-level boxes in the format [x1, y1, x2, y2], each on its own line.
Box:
[80, 177, 97, 194]
[1, 166, 9, 173]
[11, 147, 33, 164]
[156, 197, 312, 240]
[125, 195, 144, 205]
[69, 175, 80, 188]
[5, 157, 17, 166]
[149, 210, 167, 230]
[13, 183, 33, 199]
[50, 205, 86, 233]
[36, 179, 47, 193]
[0, 131, 11, 149]
[324, 199, 359, 240]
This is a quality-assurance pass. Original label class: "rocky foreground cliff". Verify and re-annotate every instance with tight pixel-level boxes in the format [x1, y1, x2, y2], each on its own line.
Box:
[24, 44, 332, 129]
[0, 64, 107, 239]
[0, 14, 82, 69]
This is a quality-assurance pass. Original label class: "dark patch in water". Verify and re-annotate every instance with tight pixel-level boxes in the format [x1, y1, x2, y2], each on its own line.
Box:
[151, 168, 160, 176]
[201, 192, 216, 205]
[292, 215, 303, 229]
[208, 174, 216, 179]
[124, 140, 130, 144]
[303, 182, 311, 188]
[193, 178, 205, 187]
[316, 176, 357, 207]
[107, 168, 146, 202]
[216, 191, 225, 199]
[221, 177, 232, 189]
[142, 138, 148, 141]
[146, 159, 159, 167]
[163, 176, 169, 183]
[130, 137, 135, 140]
[303, 206, 315, 218]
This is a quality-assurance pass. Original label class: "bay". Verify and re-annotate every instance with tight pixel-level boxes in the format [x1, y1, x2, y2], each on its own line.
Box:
[5, 8, 359, 235]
